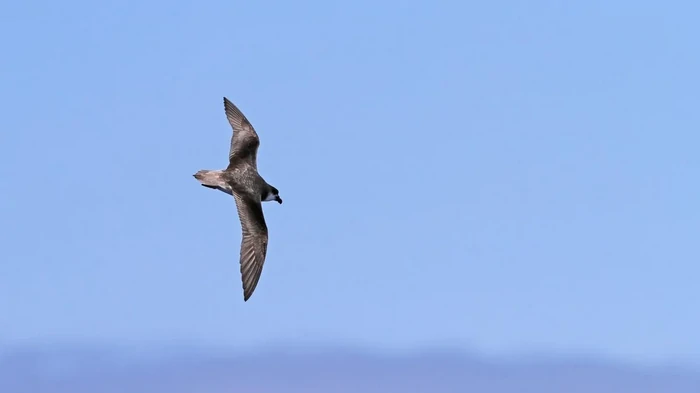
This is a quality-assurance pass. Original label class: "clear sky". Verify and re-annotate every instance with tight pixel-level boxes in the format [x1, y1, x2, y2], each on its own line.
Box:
[1, 0, 699, 365]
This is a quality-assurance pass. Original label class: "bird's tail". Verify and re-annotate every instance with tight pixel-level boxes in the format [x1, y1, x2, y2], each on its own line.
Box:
[193, 169, 226, 189]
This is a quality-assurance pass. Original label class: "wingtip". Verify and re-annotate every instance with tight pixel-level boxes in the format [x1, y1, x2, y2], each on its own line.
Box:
[223, 97, 237, 114]
[243, 284, 252, 302]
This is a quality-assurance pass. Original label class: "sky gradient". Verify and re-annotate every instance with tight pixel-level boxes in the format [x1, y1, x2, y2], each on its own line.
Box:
[1, 0, 700, 367]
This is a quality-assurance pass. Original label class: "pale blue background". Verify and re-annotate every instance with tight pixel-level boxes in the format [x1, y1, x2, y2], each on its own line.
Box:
[2, 0, 699, 370]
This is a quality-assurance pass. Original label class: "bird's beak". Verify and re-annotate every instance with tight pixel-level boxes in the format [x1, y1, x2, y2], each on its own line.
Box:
[275, 196, 283, 204]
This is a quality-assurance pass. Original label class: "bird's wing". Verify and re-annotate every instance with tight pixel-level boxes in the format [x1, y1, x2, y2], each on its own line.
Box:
[232, 191, 269, 301]
[224, 97, 260, 169]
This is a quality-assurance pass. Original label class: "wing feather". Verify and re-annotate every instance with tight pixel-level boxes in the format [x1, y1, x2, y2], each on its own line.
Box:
[231, 191, 269, 301]
[224, 97, 260, 169]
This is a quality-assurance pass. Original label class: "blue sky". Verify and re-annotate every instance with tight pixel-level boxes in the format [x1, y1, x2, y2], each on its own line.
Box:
[1, 0, 699, 365]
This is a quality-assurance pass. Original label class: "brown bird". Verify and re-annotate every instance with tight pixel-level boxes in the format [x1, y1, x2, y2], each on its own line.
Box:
[194, 97, 282, 301]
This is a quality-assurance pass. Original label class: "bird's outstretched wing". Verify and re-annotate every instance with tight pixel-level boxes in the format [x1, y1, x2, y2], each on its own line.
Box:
[224, 97, 260, 169]
[232, 191, 269, 301]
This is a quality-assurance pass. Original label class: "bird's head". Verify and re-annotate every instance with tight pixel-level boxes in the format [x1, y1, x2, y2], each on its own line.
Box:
[264, 185, 283, 204]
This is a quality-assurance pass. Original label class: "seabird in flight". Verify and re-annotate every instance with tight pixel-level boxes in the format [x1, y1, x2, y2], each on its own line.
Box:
[194, 97, 282, 301]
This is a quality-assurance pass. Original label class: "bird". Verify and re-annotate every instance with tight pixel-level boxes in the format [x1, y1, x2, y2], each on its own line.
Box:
[193, 97, 282, 301]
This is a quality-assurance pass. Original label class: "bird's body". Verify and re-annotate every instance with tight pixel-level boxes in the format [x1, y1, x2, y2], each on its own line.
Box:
[194, 97, 282, 301]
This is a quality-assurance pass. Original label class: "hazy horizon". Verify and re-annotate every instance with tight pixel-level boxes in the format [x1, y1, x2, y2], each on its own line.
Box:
[2, 344, 699, 393]
[2, 340, 699, 370]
